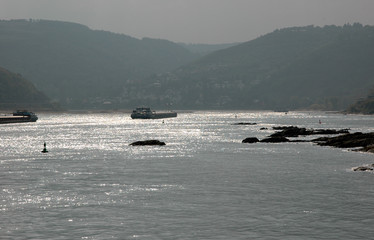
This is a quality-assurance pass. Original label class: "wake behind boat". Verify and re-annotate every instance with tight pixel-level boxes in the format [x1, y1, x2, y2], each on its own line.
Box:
[131, 107, 177, 119]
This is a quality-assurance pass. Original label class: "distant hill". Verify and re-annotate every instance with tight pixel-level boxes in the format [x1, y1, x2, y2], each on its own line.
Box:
[178, 42, 240, 56]
[135, 24, 374, 110]
[346, 88, 374, 114]
[0, 19, 198, 109]
[0, 66, 55, 110]
[2, 20, 373, 111]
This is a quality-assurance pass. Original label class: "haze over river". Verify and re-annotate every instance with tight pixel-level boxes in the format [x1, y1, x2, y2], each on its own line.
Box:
[1, 111, 373, 239]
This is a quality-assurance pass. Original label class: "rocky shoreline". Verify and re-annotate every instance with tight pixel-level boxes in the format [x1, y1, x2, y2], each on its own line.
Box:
[130, 127, 374, 171]
[312, 132, 374, 153]
[270, 126, 349, 138]
[242, 126, 374, 172]
[242, 126, 352, 144]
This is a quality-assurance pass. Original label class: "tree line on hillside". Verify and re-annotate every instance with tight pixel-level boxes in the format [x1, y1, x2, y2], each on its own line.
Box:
[0, 66, 57, 110]
[133, 23, 374, 111]
[347, 88, 374, 114]
[0, 20, 373, 112]
[0, 19, 199, 109]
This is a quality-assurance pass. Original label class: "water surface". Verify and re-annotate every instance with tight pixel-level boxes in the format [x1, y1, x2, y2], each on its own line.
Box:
[1, 111, 373, 239]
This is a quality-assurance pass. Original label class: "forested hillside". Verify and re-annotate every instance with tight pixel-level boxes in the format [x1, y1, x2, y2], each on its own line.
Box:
[347, 88, 374, 114]
[1, 20, 373, 111]
[0, 19, 198, 109]
[135, 24, 374, 110]
[0, 66, 55, 110]
[178, 42, 239, 56]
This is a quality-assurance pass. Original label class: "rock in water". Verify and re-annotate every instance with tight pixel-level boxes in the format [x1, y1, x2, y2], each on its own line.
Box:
[130, 140, 166, 146]
[353, 166, 374, 171]
[232, 122, 257, 125]
[271, 126, 349, 138]
[313, 132, 374, 149]
[260, 136, 290, 143]
[242, 137, 259, 143]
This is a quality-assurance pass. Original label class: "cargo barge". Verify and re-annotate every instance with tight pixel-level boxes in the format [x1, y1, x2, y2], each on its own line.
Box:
[131, 107, 177, 119]
[0, 110, 38, 124]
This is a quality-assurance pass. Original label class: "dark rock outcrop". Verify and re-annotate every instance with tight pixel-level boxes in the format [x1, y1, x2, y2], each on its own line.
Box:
[232, 122, 257, 125]
[271, 126, 349, 138]
[241, 126, 374, 156]
[260, 136, 290, 143]
[130, 140, 166, 146]
[271, 126, 310, 137]
[353, 164, 374, 171]
[312, 132, 374, 149]
[358, 144, 374, 153]
[242, 137, 259, 143]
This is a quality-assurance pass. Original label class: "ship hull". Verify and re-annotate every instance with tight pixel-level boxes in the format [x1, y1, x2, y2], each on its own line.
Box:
[0, 110, 38, 124]
[0, 116, 37, 124]
[131, 112, 177, 119]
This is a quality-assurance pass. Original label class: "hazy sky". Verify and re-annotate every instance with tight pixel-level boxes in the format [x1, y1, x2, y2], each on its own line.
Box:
[1, 0, 374, 44]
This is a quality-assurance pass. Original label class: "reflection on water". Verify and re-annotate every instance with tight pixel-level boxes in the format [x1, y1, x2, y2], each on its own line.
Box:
[1, 111, 374, 239]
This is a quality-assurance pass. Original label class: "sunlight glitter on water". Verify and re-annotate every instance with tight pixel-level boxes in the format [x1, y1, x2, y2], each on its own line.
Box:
[1, 111, 374, 239]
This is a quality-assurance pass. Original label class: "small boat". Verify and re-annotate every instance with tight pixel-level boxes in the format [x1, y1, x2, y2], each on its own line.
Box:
[0, 110, 38, 124]
[131, 107, 177, 119]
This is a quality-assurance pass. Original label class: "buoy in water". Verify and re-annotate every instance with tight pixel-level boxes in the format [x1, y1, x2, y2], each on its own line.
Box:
[41, 142, 48, 153]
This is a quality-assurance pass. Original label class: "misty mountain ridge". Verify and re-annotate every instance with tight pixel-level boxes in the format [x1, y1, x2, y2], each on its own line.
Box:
[0, 19, 200, 108]
[1, 20, 373, 111]
[347, 87, 374, 114]
[136, 23, 374, 110]
[178, 42, 241, 56]
[0, 66, 55, 110]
